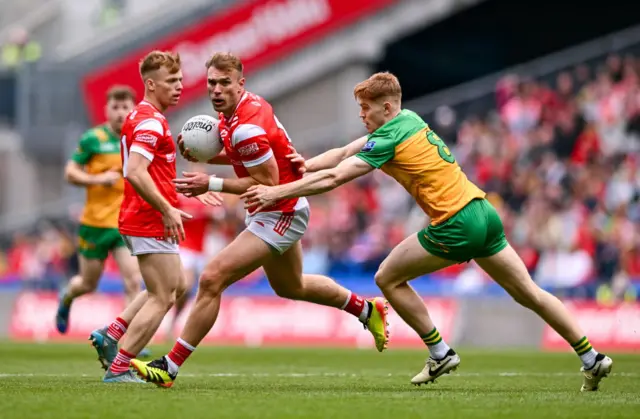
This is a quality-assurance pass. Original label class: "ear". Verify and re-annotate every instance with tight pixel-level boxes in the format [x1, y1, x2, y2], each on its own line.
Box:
[145, 78, 155, 92]
[238, 76, 246, 91]
[384, 101, 393, 115]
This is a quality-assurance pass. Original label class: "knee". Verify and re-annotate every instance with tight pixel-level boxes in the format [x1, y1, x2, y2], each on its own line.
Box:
[273, 283, 305, 300]
[374, 263, 398, 290]
[79, 277, 99, 294]
[123, 274, 142, 295]
[511, 285, 543, 310]
[149, 289, 177, 311]
[198, 262, 229, 297]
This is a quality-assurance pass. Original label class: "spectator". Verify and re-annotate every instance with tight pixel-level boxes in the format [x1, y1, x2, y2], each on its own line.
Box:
[1, 26, 41, 68]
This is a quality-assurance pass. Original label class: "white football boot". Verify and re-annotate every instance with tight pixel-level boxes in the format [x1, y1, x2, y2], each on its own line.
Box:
[580, 353, 613, 392]
[411, 349, 460, 386]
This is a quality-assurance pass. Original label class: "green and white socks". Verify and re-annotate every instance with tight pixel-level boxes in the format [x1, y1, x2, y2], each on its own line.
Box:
[572, 336, 598, 369]
[421, 327, 451, 360]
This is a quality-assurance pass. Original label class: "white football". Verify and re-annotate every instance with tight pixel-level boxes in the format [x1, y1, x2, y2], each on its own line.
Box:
[180, 115, 223, 162]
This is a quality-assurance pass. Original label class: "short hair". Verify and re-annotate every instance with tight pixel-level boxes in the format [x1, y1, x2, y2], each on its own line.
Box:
[139, 50, 181, 77]
[106, 85, 136, 102]
[205, 52, 243, 74]
[353, 72, 402, 102]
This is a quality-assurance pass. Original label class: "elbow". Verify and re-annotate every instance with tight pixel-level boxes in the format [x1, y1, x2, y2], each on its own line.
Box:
[64, 168, 79, 185]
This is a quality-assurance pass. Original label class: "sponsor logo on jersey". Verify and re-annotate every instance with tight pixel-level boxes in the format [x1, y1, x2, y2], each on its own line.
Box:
[134, 133, 158, 146]
[99, 143, 118, 152]
[238, 143, 259, 156]
[361, 140, 375, 152]
[166, 153, 176, 163]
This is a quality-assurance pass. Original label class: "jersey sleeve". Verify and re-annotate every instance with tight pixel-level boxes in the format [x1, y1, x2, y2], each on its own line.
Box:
[355, 134, 396, 169]
[130, 118, 164, 162]
[71, 131, 97, 165]
[232, 123, 273, 168]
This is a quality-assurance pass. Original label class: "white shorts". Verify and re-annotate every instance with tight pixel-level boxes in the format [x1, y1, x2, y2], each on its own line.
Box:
[180, 248, 206, 272]
[122, 235, 179, 256]
[245, 199, 310, 255]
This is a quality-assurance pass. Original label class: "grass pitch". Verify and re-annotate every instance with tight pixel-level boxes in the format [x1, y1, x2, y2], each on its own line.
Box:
[0, 343, 638, 419]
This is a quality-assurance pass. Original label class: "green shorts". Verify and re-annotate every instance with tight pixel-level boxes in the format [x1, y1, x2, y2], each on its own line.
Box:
[77, 224, 126, 260]
[417, 198, 508, 263]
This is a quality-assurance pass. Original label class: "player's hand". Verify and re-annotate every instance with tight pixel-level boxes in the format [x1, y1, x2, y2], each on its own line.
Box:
[195, 191, 224, 206]
[162, 206, 192, 243]
[177, 134, 198, 163]
[95, 170, 122, 186]
[173, 171, 211, 197]
[286, 145, 307, 175]
[241, 185, 280, 213]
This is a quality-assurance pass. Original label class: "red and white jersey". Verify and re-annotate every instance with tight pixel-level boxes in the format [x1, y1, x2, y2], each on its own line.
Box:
[119, 100, 178, 238]
[219, 91, 306, 213]
[177, 194, 214, 252]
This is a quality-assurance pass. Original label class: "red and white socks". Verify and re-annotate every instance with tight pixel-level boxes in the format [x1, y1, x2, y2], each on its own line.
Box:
[341, 292, 370, 323]
[165, 338, 196, 375]
[107, 317, 128, 342]
[110, 349, 135, 374]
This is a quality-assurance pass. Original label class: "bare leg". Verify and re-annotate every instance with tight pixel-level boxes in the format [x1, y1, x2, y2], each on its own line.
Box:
[179, 230, 273, 347]
[112, 247, 142, 306]
[475, 244, 583, 345]
[120, 253, 183, 355]
[374, 234, 454, 336]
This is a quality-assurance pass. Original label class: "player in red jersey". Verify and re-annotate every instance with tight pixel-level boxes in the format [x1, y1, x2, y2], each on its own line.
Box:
[131, 53, 389, 388]
[89, 51, 220, 383]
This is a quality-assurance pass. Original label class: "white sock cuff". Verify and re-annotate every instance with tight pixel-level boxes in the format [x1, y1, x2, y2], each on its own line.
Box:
[340, 292, 352, 310]
[177, 337, 196, 352]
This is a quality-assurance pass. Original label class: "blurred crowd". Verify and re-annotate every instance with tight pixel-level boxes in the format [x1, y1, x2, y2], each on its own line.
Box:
[2, 53, 640, 302]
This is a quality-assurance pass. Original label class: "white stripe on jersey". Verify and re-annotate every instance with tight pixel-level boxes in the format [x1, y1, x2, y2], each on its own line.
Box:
[130, 145, 154, 162]
[134, 118, 164, 135]
[232, 124, 267, 147]
[243, 148, 274, 168]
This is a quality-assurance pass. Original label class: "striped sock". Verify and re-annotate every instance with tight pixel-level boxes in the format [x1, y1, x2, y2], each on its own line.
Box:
[572, 336, 598, 368]
[167, 338, 196, 373]
[421, 327, 451, 360]
[110, 349, 134, 374]
[107, 317, 128, 342]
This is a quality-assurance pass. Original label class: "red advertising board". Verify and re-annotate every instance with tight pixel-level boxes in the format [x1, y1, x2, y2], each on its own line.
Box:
[542, 300, 640, 352]
[9, 292, 457, 348]
[83, 0, 396, 124]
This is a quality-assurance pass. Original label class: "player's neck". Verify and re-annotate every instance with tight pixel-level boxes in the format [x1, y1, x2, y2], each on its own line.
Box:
[382, 109, 401, 125]
[143, 95, 166, 113]
[222, 90, 246, 119]
[105, 123, 120, 137]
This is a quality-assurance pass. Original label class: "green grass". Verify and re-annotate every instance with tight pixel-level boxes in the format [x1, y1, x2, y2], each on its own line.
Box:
[0, 343, 638, 419]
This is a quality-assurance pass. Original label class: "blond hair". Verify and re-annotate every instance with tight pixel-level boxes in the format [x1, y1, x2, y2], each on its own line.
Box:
[353, 72, 402, 102]
[139, 50, 181, 77]
[205, 52, 243, 74]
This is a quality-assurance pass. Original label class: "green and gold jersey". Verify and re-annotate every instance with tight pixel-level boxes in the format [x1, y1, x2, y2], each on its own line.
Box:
[71, 124, 124, 228]
[356, 109, 485, 225]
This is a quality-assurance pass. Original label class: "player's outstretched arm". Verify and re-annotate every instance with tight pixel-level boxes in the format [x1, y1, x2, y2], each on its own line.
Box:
[174, 157, 279, 196]
[64, 160, 121, 187]
[241, 156, 373, 211]
[304, 136, 368, 172]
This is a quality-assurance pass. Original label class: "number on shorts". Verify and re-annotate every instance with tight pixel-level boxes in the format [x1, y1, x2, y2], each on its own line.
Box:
[426, 130, 455, 164]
